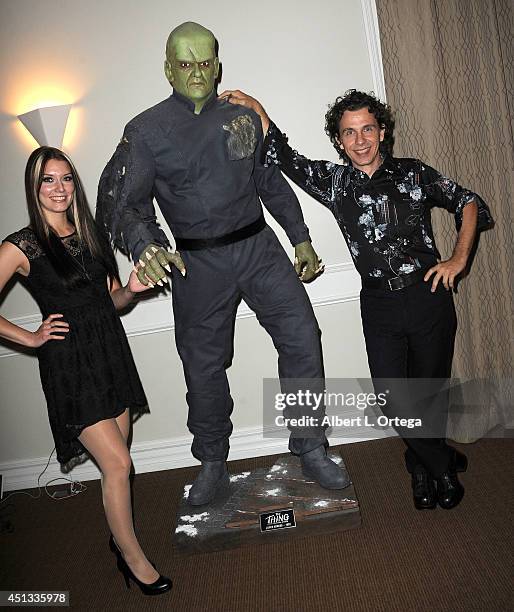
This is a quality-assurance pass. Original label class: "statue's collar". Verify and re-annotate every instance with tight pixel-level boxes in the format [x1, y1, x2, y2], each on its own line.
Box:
[171, 89, 217, 114]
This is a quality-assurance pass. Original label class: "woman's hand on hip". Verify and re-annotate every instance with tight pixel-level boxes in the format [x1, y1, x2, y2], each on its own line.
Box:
[31, 313, 69, 347]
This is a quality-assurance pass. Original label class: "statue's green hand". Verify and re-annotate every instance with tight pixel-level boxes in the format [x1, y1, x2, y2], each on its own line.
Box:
[136, 244, 186, 286]
[294, 240, 324, 283]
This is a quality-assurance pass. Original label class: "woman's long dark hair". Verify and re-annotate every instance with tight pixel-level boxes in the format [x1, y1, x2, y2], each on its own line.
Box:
[25, 147, 120, 289]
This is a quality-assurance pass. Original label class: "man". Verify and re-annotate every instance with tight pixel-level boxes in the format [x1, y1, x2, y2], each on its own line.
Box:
[96, 22, 348, 506]
[220, 88, 492, 510]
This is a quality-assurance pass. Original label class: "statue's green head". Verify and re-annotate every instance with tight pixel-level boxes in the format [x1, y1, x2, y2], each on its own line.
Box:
[164, 21, 219, 114]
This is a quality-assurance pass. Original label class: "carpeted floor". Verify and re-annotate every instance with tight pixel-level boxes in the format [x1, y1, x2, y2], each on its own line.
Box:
[1, 437, 513, 611]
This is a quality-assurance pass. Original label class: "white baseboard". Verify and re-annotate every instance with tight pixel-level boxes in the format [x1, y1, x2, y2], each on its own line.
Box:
[0, 426, 378, 493]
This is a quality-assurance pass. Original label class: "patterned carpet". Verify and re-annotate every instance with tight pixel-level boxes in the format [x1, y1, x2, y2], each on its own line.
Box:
[1, 437, 513, 611]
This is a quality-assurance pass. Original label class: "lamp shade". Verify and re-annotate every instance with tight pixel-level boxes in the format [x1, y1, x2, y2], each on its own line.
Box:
[17, 104, 72, 147]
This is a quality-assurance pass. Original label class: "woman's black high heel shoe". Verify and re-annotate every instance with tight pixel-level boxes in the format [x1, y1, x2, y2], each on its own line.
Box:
[109, 535, 172, 596]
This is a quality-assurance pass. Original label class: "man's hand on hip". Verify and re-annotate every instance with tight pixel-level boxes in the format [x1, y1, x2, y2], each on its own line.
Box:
[424, 256, 466, 292]
[137, 243, 186, 287]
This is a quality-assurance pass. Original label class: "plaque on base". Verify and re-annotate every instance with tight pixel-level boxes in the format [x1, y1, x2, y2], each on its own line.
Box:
[173, 452, 360, 553]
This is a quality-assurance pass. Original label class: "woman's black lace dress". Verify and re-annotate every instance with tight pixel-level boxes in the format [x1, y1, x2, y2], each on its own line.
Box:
[4, 227, 149, 471]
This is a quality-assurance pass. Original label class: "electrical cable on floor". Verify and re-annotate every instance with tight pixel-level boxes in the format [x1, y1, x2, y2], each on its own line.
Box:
[0, 447, 86, 506]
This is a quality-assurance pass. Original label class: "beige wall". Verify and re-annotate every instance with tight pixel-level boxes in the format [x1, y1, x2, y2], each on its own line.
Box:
[0, 0, 377, 476]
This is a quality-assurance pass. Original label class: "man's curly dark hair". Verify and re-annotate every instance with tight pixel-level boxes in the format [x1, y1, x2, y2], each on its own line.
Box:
[325, 90, 395, 161]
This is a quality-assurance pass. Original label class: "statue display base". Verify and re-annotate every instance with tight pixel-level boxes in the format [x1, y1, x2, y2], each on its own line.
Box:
[173, 452, 360, 553]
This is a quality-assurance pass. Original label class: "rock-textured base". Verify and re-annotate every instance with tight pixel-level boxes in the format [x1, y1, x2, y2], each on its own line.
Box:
[173, 452, 360, 553]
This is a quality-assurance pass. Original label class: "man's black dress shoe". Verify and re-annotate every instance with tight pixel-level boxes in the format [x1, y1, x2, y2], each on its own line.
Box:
[436, 469, 464, 509]
[411, 465, 437, 510]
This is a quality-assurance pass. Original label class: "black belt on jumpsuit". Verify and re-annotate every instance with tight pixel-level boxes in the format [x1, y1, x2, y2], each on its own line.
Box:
[174, 215, 266, 251]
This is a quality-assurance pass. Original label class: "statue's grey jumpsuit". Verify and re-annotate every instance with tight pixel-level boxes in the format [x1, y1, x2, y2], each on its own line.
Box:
[97, 91, 327, 461]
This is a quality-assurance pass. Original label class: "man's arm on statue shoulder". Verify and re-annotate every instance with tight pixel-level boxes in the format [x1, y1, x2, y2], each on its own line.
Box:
[219, 89, 343, 212]
[421, 161, 494, 292]
[96, 125, 185, 286]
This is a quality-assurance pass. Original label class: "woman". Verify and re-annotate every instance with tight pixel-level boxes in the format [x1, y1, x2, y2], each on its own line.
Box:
[0, 147, 172, 595]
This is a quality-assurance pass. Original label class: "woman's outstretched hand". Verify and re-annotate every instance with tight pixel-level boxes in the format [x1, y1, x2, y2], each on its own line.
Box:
[128, 267, 155, 294]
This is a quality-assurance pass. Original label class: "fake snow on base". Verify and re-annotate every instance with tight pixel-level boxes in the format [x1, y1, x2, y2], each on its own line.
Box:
[265, 488, 281, 496]
[175, 524, 198, 537]
[183, 484, 192, 499]
[314, 500, 330, 507]
[180, 512, 210, 523]
[267, 466, 288, 477]
[230, 471, 250, 482]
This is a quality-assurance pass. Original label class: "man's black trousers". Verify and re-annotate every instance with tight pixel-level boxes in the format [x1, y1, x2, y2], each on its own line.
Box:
[171, 226, 327, 461]
[360, 280, 458, 477]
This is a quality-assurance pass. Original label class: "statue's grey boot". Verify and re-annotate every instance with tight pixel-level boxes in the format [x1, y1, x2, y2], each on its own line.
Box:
[301, 446, 350, 490]
[188, 460, 230, 506]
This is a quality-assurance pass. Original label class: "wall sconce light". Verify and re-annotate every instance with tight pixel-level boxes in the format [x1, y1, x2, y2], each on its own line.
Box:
[17, 104, 72, 148]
